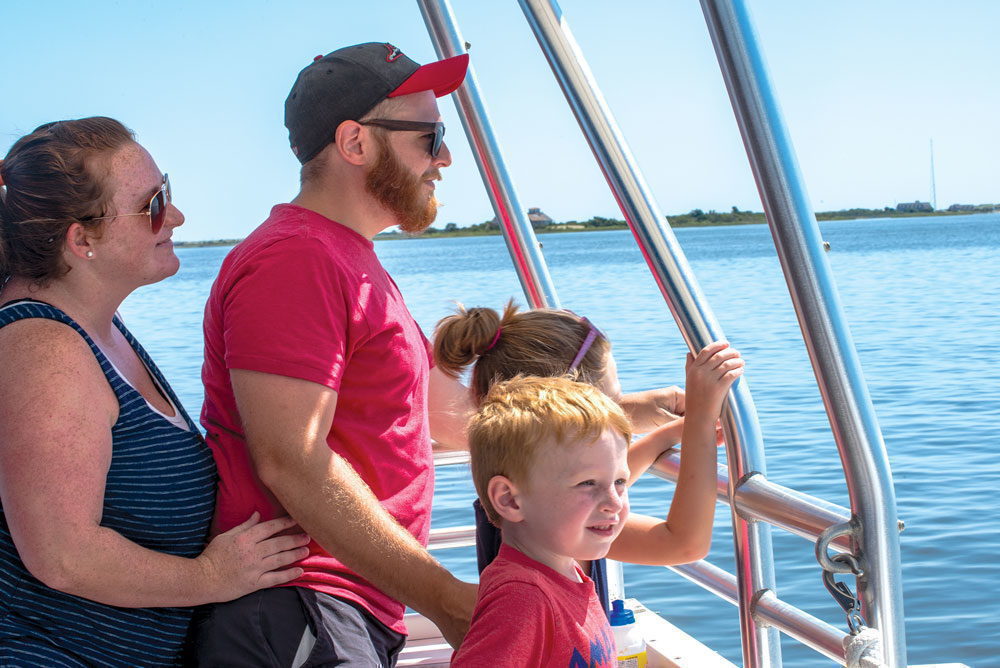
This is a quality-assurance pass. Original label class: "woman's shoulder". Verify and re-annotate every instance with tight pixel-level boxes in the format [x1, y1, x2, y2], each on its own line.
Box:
[0, 312, 90, 354]
[0, 316, 117, 412]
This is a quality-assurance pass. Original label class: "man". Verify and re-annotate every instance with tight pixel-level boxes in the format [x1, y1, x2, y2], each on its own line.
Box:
[194, 42, 477, 666]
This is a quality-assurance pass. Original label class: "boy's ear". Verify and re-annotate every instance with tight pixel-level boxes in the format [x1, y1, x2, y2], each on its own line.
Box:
[487, 475, 524, 523]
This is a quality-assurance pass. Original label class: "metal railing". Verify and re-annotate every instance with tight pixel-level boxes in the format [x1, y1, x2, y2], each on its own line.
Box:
[699, 1, 905, 664]
[427, 449, 862, 663]
[419, 0, 629, 603]
[417, 0, 559, 311]
[516, 0, 779, 664]
[419, 1, 906, 666]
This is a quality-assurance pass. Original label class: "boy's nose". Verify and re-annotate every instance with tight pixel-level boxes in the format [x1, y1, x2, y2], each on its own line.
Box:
[602, 487, 627, 514]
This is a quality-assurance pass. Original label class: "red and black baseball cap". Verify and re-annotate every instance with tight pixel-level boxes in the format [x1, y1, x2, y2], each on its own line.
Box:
[284, 42, 469, 164]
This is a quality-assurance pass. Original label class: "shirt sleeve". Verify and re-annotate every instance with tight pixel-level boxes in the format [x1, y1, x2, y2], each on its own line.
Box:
[451, 582, 554, 667]
[221, 234, 354, 392]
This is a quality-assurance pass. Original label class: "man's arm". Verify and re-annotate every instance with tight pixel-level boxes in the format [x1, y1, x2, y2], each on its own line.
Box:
[231, 368, 477, 648]
[428, 366, 474, 451]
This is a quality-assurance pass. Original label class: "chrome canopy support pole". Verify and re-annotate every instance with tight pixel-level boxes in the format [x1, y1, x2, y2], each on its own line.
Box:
[517, 1, 779, 665]
[417, 0, 560, 309]
[699, 1, 906, 665]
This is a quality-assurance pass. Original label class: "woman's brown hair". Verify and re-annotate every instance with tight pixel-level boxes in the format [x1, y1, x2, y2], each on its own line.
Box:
[0, 117, 135, 285]
[433, 300, 611, 403]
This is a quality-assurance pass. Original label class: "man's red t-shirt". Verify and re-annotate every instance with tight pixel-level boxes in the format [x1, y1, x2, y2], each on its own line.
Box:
[452, 544, 616, 667]
[200, 204, 433, 635]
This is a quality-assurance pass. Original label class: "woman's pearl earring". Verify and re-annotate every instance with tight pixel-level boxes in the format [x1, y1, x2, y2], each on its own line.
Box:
[85, 251, 94, 258]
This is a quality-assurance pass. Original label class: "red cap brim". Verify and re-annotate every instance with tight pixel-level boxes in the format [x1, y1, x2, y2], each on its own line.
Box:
[388, 53, 469, 98]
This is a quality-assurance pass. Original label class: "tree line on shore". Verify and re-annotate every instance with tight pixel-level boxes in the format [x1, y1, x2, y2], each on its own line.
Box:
[173, 205, 995, 247]
[374, 204, 991, 240]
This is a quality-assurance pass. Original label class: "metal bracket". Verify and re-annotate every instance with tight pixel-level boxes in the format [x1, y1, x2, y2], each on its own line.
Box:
[815, 521, 861, 575]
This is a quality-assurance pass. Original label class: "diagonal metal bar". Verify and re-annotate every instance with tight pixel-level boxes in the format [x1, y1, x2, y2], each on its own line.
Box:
[516, 1, 780, 665]
[418, 0, 560, 309]
[699, 1, 906, 665]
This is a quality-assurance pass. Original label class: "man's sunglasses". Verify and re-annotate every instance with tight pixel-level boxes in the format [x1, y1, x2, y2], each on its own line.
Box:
[360, 119, 446, 157]
[87, 173, 172, 234]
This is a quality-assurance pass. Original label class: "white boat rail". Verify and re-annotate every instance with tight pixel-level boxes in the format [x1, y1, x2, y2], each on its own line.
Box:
[417, 1, 907, 666]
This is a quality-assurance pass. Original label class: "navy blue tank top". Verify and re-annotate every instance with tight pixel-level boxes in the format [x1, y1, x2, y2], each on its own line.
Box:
[0, 301, 217, 667]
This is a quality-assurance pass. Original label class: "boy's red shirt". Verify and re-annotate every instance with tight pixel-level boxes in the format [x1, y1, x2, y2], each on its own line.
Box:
[452, 543, 615, 667]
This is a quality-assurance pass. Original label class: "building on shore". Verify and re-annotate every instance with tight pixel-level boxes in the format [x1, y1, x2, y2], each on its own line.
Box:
[489, 207, 554, 230]
[946, 203, 998, 213]
[896, 201, 933, 213]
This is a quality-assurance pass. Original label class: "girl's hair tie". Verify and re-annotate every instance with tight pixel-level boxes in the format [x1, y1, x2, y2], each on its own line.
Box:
[480, 327, 502, 355]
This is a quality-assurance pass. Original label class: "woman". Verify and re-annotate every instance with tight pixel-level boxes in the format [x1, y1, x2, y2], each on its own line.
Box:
[0, 118, 308, 666]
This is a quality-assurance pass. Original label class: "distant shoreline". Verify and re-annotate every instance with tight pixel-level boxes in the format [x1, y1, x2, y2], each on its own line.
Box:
[173, 208, 997, 247]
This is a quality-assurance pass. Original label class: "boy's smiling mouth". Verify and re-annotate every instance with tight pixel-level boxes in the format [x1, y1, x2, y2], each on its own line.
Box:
[587, 523, 617, 536]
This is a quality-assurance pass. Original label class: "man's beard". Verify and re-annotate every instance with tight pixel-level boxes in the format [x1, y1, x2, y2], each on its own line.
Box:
[365, 132, 439, 233]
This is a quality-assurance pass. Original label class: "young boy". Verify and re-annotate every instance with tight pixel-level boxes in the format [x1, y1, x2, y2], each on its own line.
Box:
[452, 342, 743, 666]
[451, 375, 629, 667]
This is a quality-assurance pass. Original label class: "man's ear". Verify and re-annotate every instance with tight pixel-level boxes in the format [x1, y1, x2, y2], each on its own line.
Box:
[334, 120, 370, 167]
[487, 475, 524, 523]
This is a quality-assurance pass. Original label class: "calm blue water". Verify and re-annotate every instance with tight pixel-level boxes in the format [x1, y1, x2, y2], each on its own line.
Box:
[121, 213, 1000, 667]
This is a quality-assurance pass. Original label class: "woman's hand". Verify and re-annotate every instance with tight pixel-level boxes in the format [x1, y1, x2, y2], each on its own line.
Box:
[197, 513, 309, 603]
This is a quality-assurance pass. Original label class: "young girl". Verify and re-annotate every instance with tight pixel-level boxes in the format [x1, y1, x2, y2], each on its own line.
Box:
[434, 302, 738, 568]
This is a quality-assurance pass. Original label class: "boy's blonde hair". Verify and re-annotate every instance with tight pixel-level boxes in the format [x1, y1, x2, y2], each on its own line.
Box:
[468, 375, 632, 525]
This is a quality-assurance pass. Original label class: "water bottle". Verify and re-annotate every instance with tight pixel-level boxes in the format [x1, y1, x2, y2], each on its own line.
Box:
[610, 599, 647, 668]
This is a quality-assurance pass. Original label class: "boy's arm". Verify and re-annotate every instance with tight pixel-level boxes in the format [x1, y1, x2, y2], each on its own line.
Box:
[451, 582, 552, 667]
[626, 418, 684, 485]
[609, 342, 743, 566]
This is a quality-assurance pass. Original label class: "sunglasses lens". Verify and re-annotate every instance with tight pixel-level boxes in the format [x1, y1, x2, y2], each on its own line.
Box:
[149, 194, 165, 234]
[149, 175, 170, 234]
[432, 124, 444, 157]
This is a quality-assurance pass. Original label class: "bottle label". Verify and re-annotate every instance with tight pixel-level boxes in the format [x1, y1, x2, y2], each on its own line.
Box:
[616, 650, 647, 668]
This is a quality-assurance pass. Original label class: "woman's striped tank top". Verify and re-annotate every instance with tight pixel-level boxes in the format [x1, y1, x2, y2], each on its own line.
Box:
[0, 301, 217, 667]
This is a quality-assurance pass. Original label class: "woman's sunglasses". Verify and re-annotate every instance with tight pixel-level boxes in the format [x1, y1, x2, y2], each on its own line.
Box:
[86, 173, 171, 234]
[140, 173, 171, 234]
[360, 119, 446, 157]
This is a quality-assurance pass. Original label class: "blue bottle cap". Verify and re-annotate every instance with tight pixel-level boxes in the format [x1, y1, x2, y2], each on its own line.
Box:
[609, 599, 635, 626]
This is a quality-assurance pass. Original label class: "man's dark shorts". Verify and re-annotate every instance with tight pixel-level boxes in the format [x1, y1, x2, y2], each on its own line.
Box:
[191, 587, 405, 667]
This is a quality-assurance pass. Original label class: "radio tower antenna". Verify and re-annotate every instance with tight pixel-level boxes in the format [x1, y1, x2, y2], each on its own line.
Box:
[929, 138, 937, 210]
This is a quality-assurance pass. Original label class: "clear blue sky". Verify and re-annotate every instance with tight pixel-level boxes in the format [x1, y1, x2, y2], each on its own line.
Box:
[2, 1, 997, 241]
